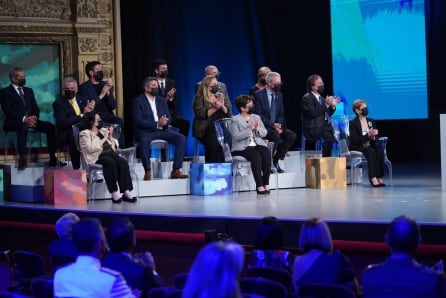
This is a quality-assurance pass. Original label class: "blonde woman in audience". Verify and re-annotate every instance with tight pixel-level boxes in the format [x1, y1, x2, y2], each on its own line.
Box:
[182, 241, 244, 298]
[293, 218, 358, 293]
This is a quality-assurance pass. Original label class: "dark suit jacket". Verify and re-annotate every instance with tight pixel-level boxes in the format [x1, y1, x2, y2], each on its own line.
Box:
[133, 93, 172, 138]
[102, 252, 164, 297]
[253, 88, 285, 129]
[301, 91, 336, 140]
[158, 78, 178, 118]
[48, 238, 78, 270]
[53, 95, 88, 147]
[349, 116, 378, 151]
[0, 84, 40, 131]
[362, 258, 446, 297]
[77, 80, 117, 115]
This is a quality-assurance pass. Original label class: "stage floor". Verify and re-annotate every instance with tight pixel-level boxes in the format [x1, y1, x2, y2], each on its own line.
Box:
[1, 163, 445, 245]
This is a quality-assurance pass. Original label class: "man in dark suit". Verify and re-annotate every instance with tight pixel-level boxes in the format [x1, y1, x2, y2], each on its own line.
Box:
[77, 61, 125, 147]
[253, 71, 296, 173]
[53, 77, 95, 169]
[301, 74, 338, 157]
[133, 77, 188, 180]
[362, 215, 446, 297]
[0, 66, 64, 170]
[102, 217, 165, 297]
[152, 59, 190, 139]
[194, 65, 230, 102]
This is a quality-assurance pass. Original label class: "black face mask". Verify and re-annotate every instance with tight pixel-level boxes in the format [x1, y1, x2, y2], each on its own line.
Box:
[159, 70, 168, 78]
[97, 120, 104, 129]
[93, 71, 104, 81]
[361, 107, 369, 116]
[149, 88, 159, 96]
[317, 85, 325, 94]
[210, 85, 219, 94]
[17, 79, 26, 87]
[247, 106, 255, 114]
[64, 90, 76, 99]
[259, 78, 266, 85]
[273, 84, 281, 93]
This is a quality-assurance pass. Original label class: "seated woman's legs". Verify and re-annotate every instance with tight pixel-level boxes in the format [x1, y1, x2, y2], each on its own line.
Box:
[362, 146, 385, 186]
[109, 153, 133, 197]
[200, 124, 224, 163]
[257, 146, 271, 190]
[96, 153, 120, 201]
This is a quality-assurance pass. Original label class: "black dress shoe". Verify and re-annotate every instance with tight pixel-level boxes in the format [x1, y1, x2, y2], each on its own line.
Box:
[112, 198, 122, 204]
[48, 159, 67, 167]
[122, 195, 137, 203]
[256, 189, 269, 195]
[273, 163, 285, 173]
[18, 158, 27, 171]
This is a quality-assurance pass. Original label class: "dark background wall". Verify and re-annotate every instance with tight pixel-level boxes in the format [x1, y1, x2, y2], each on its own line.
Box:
[120, 0, 446, 163]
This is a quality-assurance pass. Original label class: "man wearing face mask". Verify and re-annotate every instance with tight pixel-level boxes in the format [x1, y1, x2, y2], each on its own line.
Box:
[78, 61, 125, 148]
[0, 66, 65, 170]
[53, 77, 95, 169]
[302, 74, 339, 157]
[133, 77, 188, 180]
[152, 59, 190, 142]
[253, 71, 297, 173]
[194, 65, 230, 103]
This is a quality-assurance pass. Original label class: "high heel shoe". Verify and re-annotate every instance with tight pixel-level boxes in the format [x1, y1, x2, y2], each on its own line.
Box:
[112, 197, 122, 204]
[370, 179, 380, 187]
[122, 195, 137, 203]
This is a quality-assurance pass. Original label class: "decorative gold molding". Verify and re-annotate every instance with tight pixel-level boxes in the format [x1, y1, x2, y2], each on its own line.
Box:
[0, 0, 71, 20]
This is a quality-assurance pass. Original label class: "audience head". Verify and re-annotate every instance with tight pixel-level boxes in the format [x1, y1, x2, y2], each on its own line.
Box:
[204, 65, 220, 79]
[235, 94, 254, 113]
[55, 212, 80, 239]
[9, 66, 26, 86]
[183, 241, 244, 298]
[62, 77, 78, 100]
[254, 216, 284, 250]
[85, 61, 103, 81]
[106, 217, 136, 253]
[299, 218, 333, 253]
[257, 66, 271, 85]
[72, 218, 108, 258]
[385, 215, 421, 254]
[79, 111, 100, 131]
[266, 71, 282, 93]
[352, 99, 368, 117]
[142, 76, 159, 97]
[306, 74, 324, 93]
[152, 59, 169, 78]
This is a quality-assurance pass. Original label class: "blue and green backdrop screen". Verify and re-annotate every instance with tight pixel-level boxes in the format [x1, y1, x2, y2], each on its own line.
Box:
[330, 0, 428, 120]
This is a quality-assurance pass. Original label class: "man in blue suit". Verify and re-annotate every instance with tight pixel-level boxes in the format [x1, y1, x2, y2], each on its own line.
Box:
[133, 77, 188, 180]
[102, 217, 165, 297]
[253, 71, 296, 173]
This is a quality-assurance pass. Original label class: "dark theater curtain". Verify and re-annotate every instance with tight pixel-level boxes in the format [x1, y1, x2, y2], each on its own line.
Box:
[120, 0, 446, 162]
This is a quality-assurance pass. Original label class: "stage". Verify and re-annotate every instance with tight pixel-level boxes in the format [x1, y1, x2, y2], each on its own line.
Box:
[1, 162, 445, 247]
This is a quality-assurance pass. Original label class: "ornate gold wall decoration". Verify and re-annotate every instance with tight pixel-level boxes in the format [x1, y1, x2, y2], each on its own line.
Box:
[0, 0, 71, 20]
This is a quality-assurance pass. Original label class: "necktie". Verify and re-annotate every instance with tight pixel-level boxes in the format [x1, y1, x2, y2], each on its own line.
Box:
[160, 81, 166, 96]
[18, 87, 25, 106]
[270, 93, 276, 124]
[318, 96, 324, 105]
[70, 98, 81, 116]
